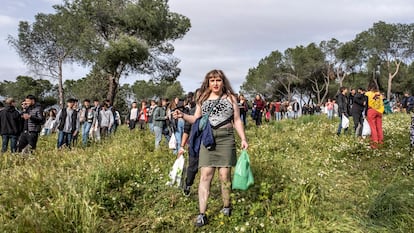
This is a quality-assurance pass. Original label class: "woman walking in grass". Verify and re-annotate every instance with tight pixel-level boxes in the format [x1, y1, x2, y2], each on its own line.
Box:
[173, 69, 248, 227]
[365, 82, 384, 149]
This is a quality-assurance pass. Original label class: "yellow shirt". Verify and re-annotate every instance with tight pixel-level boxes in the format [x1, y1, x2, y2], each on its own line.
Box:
[365, 91, 384, 113]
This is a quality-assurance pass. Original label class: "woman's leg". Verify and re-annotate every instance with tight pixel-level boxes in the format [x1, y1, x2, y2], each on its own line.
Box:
[174, 119, 185, 154]
[376, 112, 384, 144]
[218, 167, 232, 208]
[367, 109, 379, 148]
[198, 167, 215, 214]
[154, 126, 162, 149]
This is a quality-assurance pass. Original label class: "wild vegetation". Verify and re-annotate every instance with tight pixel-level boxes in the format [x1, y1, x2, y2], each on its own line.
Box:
[0, 113, 413, 232]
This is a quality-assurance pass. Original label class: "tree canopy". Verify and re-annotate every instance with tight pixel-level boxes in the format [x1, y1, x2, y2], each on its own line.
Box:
[241, 21, 414, 104]
[0, 76, 56, 106]
[59, 0, 191, 103]
[8, 0, 191, 106]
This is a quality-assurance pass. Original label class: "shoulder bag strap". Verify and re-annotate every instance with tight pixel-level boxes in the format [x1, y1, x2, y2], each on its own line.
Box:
[206, 94, 223, 117]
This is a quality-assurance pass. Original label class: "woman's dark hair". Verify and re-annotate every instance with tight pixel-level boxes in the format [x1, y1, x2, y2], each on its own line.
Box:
[367, 81, 379, 91]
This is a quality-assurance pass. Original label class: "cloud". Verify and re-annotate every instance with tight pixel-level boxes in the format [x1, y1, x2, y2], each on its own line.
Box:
[168, 0, 414, 92]
[40, 0, 61, 5]
[2, 0, 414, 95]
[0, 65, 30, 82]
[0, 14, 16, 28]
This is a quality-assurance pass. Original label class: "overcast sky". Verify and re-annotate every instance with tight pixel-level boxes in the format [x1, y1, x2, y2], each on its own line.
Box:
[1, 0, 414, 94]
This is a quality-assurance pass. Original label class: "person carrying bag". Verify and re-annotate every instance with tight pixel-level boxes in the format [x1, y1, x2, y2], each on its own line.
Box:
[232, 150, 254, 190]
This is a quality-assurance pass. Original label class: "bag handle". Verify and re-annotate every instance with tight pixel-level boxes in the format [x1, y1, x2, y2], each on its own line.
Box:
[205, 94, 223, 117]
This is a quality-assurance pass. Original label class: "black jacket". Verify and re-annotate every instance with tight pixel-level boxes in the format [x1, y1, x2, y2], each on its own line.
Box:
[351, 93, 366, 114]
[57, 108, 78, 133]
[337, 93, 349, 116]
[0, 106, 22, 135]
[23, 103, 45, 132]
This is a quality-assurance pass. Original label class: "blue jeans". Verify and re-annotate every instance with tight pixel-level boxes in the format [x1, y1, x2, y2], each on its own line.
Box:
[82, 122, 92, 146]
[154, 126, 163, 149]
[337, 115, 348, 135]
[275, 112, 281, 121]
[2, 135, 17, 153]
[173, 119, 185, 154]
[240, 112, 247, 125]
[327, 110, 333, 120]
[57, 131, 73, 149]
[43, 128, 51, 136]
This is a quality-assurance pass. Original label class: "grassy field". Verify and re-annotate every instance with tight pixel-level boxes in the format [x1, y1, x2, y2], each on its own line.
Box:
[0, 113, 413, 232]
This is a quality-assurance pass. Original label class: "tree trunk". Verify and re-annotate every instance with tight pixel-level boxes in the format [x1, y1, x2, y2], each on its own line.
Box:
[107, 74, 119, 105]
[321, 74, 330, 104]
[387, 60, 401, 100]
[58, 59, 64, 108]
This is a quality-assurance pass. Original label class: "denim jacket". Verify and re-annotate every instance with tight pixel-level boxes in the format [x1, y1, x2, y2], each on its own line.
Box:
[189, 117, 215, 157]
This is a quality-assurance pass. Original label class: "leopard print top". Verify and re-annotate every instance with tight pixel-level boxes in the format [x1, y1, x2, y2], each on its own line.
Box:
[201, 97, 234, 128]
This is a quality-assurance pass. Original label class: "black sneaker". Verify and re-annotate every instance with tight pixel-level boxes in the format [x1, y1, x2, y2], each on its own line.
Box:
[183, 185, 191, 196]
[195, 213, 208, 227]
[220, 207, 232, 216]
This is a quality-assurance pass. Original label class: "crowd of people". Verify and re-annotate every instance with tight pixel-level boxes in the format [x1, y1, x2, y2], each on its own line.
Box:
[0, 96, 124, 153]
[244, 87, 411, 128]
[245, 83, 414, 149]
[0, 95, 45, 153]
[1, 76, 413, 227]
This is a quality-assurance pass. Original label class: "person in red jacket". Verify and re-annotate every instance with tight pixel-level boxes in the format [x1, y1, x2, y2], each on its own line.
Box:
[253, 94, 265, 126]
[137, 100, 148, 130]
[274, 100, 282, 121]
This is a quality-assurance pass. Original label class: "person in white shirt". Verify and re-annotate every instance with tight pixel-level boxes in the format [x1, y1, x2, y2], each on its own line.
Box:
[127, 102, 139, 130]
[98, 103, 114, 139]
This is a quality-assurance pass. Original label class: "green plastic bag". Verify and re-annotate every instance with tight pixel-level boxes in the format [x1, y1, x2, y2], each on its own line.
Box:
[232, 150, 254, 190]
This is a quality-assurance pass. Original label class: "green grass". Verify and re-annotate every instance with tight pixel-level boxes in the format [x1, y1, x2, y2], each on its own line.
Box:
[0, 113, 413, 232]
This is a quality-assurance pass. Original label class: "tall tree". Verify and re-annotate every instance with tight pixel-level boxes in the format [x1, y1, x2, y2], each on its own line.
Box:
[284, 43, 326, 104]
[61, 0, 191, 104]
[8, 10, 87, 107]
[355, 21, 414, 99]
[241, 51, 288, 100]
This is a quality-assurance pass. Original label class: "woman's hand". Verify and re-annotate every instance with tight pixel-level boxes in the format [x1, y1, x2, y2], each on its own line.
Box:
[172, 110, 183, 119]
[241, 140, 248, 150]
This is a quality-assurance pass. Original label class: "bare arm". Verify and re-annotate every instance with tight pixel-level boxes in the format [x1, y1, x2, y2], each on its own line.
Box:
[174, 104, 202, 124]
[231, 95, 248, 149]
[177, 132, 190, 157]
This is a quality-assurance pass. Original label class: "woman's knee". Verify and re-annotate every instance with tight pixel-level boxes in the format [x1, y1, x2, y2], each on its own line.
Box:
[218, 168, 231, 181]
[200, 168, 215, 182]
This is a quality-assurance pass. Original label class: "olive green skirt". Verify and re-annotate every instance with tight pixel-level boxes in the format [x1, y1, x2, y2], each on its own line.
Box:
[199, 127, 237, 168]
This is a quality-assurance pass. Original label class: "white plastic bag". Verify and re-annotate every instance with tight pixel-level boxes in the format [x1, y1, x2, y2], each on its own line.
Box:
[166, 155, 185, 187]
[40, 128, 46, 136]
[362, 118, 371, 137]
[168, 134, 177, 150]
[341, 115, 349, 129]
